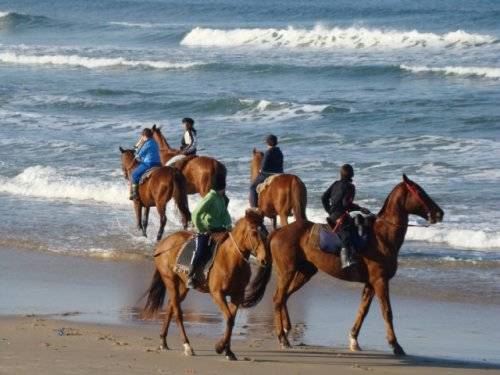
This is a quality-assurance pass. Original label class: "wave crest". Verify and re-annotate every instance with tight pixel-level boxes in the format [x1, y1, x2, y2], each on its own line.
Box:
[0, 52, 202, 70]
[181, 25, 496, 50]
[401, 65, 500, 79]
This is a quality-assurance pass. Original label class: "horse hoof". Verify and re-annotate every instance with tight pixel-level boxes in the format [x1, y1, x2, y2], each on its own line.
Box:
[281, 342, 292, 350]
[350, 337, 361, 352]
[183, 343, 194, 356]
[215, 342, 225, 355]
[226, 351, 237, 361]
[159, 344, 169, 351]
[393, 343, 406, 356]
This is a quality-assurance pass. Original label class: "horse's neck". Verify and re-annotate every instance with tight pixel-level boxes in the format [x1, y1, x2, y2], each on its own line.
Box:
[218, 230, 249, 270]
[251, 157, 262, 181]
[155, 134, 173, 151]
[375, 193, 409, 257]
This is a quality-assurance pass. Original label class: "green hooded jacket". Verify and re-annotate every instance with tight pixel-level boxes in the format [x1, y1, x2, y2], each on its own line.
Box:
[192, 190, 232, 233]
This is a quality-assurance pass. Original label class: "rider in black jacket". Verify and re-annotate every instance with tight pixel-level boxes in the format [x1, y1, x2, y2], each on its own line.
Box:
[322, 164, 370, 269]
[249, 134, 284, 207]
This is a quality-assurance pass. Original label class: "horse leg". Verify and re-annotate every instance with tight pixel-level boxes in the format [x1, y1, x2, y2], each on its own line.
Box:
[349, 284, 374, 352]
[156, 203, 167, 242]
[279, 213, 288, 227]
[142, 206, 150, 237]
[373, 279, 405, 356]
[134, 200, 143, 232]
[212, 291, 237, 360]
[282, 263, 317, 342]
[159, 302, 173, 350]
[166, 277, 193, 356]
[271, 216, 277, 229]
[273, 273, 293, 349]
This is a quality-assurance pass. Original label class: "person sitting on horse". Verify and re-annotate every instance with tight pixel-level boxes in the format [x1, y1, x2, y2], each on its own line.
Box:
[321, 164, 371, 269]
[187, 175, 232, 289]
[180, 117, 197, 156]
[249, 134, 284, 208]
[130, 128, 161, 200]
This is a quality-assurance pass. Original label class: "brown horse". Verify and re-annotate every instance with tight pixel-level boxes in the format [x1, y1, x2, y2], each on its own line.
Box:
[143, 209, 272, 360]
[269, 174, 444, 355]
[151, 125, 227, 197]
[119, 147, 191, 241]
[251, 148, 307, 228]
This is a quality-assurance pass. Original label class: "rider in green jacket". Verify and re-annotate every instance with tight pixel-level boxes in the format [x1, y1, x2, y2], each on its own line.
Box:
[187, 176, 231, 288]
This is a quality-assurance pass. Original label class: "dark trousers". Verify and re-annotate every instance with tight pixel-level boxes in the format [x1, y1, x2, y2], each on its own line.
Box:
[189, 233, 211, 277]
[330, 214, 356, 251]
[249, 173, 268, 207]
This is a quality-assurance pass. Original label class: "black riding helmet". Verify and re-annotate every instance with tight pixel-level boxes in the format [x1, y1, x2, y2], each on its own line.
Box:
[340, 164, 354, 180]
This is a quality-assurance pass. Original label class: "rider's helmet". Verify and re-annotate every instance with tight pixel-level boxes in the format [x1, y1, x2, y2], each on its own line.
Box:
[266, 134, 278, 147]
[340, 164, 354, 181]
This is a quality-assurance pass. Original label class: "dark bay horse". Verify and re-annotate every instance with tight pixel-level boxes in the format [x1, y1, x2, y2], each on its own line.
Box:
[251, 148, 307, 228]
[269, 174, 443, 355]
[143, 209, 272, 360]
[151, 125, 227, 197]
[120, 147, 191, 241]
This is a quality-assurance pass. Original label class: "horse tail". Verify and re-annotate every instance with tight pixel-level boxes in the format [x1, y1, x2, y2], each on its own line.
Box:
[143, 270, 166, 318]
[291, 176, 307, 222]
[241, 263, 272, 308]
[172, 170, 191, 225]
[215, 161, 227, 189]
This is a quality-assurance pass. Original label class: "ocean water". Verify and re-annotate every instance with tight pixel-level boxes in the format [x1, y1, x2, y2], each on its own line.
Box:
[0, 1, 499, 287]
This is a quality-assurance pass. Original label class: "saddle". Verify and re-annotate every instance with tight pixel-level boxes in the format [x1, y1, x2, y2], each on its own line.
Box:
[139, 167, 161, 185]
[256, 174, 282, 194]
[173, 232, 227, 280]
[171, 154, 197, 170]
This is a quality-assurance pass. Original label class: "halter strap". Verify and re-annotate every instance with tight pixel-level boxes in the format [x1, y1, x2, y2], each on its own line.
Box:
[404, 181, 432, 217]
[228, 232, 251, 264]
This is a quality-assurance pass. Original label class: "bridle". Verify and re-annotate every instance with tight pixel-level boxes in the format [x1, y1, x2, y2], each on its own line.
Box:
[228, 225, 267, 267]
[377, 181, 431, 228]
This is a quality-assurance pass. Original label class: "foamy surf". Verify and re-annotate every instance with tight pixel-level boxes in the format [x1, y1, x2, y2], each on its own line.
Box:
[0, 52, 202, 70]
[0, 166, 128, 205]
[401, 65, 500, 79]
[181, 25, 496, 49]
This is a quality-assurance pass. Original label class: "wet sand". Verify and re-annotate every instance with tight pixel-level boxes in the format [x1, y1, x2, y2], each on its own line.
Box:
[1, 247, 499, 373]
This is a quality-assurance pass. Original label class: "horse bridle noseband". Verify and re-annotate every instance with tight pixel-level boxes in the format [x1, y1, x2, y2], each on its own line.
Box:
[229, 226, 267, 266]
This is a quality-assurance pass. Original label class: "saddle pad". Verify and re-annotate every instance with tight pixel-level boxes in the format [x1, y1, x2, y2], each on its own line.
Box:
[165, 154, 186, 167]
[308, 223, 341, 255]
[256, 174, 282, 194]
[139, 167, 161, 185]
[173, 235, 219, 278]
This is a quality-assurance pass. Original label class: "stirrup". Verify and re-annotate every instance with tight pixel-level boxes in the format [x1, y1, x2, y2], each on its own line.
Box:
[340, 248, 358, 269]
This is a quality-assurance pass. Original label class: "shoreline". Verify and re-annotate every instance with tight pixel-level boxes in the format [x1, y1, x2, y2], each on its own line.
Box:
[1, 246, 499, 367]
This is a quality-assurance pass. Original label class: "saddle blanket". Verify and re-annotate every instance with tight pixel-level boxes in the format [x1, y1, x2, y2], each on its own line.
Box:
[165, 154, 186, 167]
[173, 234, 221, 279]
[256, 174, 282, 194]
[139, 167, 161, 185]
[309, 223, 342, 255]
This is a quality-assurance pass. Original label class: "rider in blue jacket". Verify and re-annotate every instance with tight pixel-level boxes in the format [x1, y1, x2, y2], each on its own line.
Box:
[130, 128, 161, 200]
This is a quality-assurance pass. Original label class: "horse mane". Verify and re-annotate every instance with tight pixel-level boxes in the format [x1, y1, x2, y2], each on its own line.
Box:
[377, 182, 403, 216]
[152, 126, 170, 148]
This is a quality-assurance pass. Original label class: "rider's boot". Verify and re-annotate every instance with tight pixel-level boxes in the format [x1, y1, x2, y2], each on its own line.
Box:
[130, 184, 139, 200]
[340, 245, 358, 269]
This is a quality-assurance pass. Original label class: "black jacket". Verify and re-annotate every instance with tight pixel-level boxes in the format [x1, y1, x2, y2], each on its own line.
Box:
[322, 178, 361, 221]
[261, 146, 284, 175]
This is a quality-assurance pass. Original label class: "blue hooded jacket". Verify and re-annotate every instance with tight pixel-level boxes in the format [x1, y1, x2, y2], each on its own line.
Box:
[135, 139, 161, 166]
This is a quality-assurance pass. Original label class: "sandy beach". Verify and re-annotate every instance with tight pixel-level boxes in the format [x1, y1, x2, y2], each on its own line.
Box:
[1, 247, 499, 374]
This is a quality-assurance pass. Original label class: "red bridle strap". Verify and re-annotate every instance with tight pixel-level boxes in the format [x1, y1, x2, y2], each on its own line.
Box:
[404, 181, 431, 217]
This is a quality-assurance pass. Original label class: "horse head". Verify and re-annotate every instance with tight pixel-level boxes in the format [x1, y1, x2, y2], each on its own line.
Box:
[119, 147, 136, 180]
[251, 148, 264, 181]
[238, 208, 269, 267]
[401, 174, 444, 224]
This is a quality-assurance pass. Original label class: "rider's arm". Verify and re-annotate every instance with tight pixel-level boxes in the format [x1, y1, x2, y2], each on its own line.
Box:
[136, 140, 150, 161]
[192, 191, 215, 232]
[345, 185, 370, 213]
[321, 185, 333, 213]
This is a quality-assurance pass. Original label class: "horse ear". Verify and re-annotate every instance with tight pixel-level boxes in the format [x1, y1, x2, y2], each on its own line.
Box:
[119, 146, 125, 153]
[253, 148, 257, 154]
[245, 208, 264, 227]
[402, 174, 409, 182]
[152, 124, 156, 130]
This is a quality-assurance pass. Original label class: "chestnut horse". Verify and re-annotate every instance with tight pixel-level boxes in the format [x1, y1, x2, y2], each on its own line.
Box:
[251, 149, 307, 228]
[151, 125, 227, 197]
[270, 174, 443, 355]
[143, 209, 272, 360]
[119, 147, 190, 241]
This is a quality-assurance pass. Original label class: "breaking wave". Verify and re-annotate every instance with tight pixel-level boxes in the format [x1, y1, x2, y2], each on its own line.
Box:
[0, 10, 54, 29]
[0, 166, 128, 205]
[0, 52, 202, 70]
[401, 65, 500, 79]
[181, 25, 496, 49]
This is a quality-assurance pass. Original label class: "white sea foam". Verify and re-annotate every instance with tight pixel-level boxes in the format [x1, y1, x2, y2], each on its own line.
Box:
[407, 226, 500, 251]
[401, 65, 500, 79]
[181, 25, 495, 50]
[223, 98, 336, 122]
[0, 11, 10, 18]
[109, 21, 169, 29]
[0, 52, 202, 70]
[0, 166, 128, 205]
